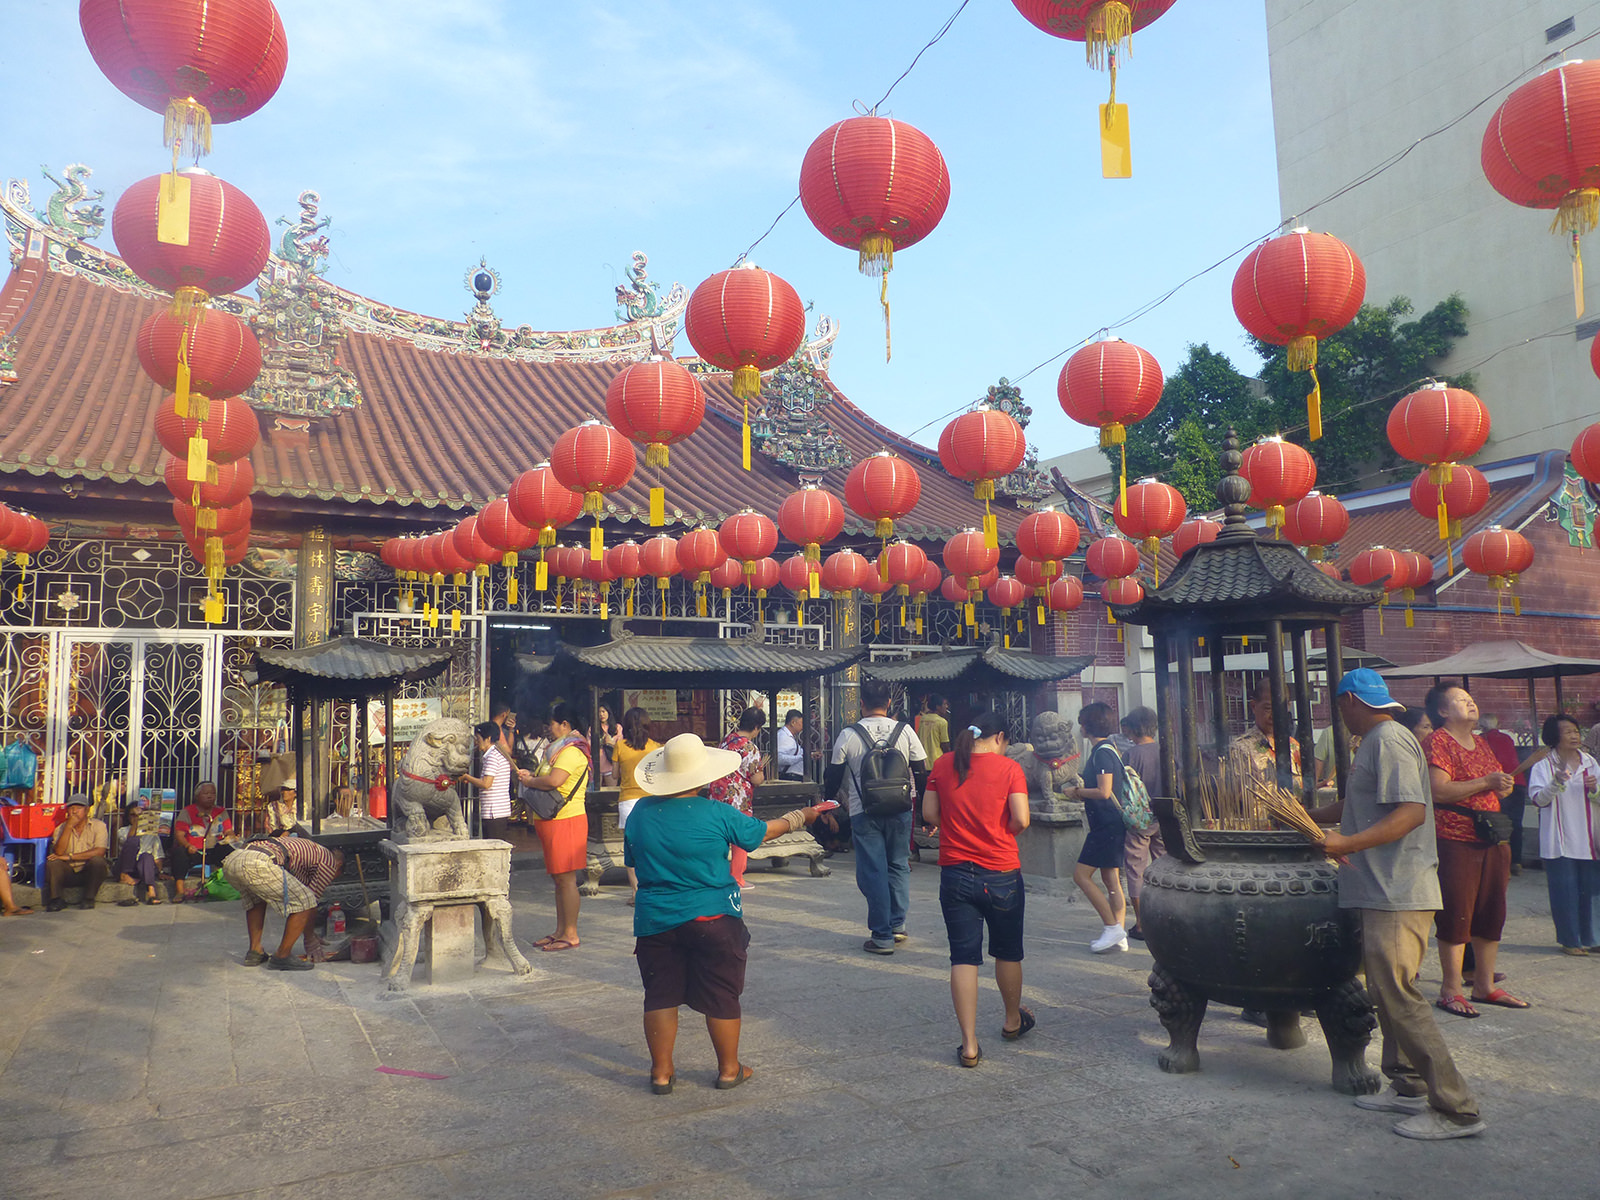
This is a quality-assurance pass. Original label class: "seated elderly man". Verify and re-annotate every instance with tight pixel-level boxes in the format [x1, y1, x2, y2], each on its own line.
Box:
[44, 794, 110, 912]
[220, 835, 344, 971]
[171, 781, 234, 901]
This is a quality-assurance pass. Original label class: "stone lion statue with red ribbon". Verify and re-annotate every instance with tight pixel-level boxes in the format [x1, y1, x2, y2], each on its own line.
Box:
[392, 716, 473, 841]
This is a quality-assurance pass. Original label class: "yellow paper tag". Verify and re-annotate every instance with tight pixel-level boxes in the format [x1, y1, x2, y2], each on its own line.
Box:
[742, 421, 752, 471]
[983, 513, 998, 549]
[1004, 633, 1011, 649]
[964, 602, 975, 625]
[796, 604, 804, 626]
[203, 593, 224, 624]
[186, 434, 209, 482]
[915, 616, 923, 636]
[450, 609, 461, 632]
[157, 173, 192, 245]
[175, 359, 192, 417]
[600, 600, 609, 621]
[536, 561, 548, 591]
[427, 608, 439, 629]
[1036, 604, 1046, 625]
[590, 525, 603, 560]
[649, 486, 665, 527]
[809, 575, 819, 599]
[1099, 103, 1131, 179]
[507, 576, 519, 606]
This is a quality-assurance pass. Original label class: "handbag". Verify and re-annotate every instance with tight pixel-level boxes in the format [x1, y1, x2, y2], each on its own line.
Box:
[1435, 801, 1513, 845]
[529, 765, 587, 822]
[1099, 743, 1155, 832]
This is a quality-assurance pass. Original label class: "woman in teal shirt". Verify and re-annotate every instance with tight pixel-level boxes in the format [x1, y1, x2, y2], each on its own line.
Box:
[625, 733, 826, 1094]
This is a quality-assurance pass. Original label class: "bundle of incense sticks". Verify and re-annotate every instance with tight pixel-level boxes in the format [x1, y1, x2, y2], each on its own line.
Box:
[1196, 773, 1271, 830]
[1249, 781, 1327, 845]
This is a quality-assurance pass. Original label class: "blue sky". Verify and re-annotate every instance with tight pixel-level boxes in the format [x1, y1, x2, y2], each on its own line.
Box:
[3, 0, 1281, 460]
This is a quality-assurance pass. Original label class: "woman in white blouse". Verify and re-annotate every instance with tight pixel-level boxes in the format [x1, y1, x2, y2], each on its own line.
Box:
[1527, 714, 1600, 955]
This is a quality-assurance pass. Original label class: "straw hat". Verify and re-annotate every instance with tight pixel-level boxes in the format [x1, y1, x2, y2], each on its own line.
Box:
[635, 733, 741, 797]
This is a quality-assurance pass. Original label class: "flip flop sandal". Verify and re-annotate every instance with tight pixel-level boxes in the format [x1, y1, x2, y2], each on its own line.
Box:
[532, 934, 563, 948]
[539, 938, 578, 952]
[715, 1064, 753, 1090]
[1435, 995, 1479, 1019]
[116, 898, 139, 907]
[650, 1074, 675, 1095]
[957, 1045, 982, 1068]
[1002, 1008, 1036, 1041]
[1472, 988, 1530, 1009]
[1, 907, 34, 916]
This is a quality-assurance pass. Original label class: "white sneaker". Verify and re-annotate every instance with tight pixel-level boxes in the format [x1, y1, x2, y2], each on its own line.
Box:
[1090, 926, 1129, 954]
[1392, 1110, 1486, 1140]
[1355, 1087, 1428, 1115]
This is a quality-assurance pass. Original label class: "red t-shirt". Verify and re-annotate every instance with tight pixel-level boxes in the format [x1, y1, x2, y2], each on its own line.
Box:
[1425, 729, 1504, 844]
[927, 752, 1028, 871]
[1479, 728, 1525, 786]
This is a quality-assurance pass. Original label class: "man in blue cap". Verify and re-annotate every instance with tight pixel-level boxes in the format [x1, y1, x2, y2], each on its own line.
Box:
[1315, 668, 1485, 1141]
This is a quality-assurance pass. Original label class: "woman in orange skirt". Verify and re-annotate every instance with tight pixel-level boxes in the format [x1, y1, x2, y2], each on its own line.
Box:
[518, 702, 592, 952]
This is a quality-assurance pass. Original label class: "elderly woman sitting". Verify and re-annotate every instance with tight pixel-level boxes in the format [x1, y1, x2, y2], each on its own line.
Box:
[624, 733, 827, 1094]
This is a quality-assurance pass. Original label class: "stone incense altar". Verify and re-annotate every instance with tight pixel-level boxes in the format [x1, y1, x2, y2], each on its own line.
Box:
[1107, 432, 1388, 1094]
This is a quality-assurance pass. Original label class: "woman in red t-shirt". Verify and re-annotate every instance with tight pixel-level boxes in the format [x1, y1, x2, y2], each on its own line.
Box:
[923, 710, 1032, 1068]
[1424, 684, 1526, 1016]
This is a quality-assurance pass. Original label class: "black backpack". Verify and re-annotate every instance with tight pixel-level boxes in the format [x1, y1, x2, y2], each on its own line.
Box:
[848, 721, 914, 817]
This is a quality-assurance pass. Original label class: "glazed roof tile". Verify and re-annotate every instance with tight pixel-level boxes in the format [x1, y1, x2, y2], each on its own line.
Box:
[516, 630, 867, 687]
[863, 643, 1095, 685]
[249, 637, 454, 693]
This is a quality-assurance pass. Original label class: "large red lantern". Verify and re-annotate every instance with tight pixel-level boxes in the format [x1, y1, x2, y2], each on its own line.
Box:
[1281, 492, 1349, 561]
[988, 575, 1028, 611]
[941, 574, 975, 606]
[1014, 556, 1054, 590]
[914, 560, 943, 599]
[746, 557, 780, 597]
[1387, 383, 1491, 542]
[641, 535, 680, 600]
[684, 264, 806, 467]
[1048, 575, 1085, 612]
[1410, 464, 1489, 565]
[163, 455, 253, 509]
[709, 557, 745, 597]
[605, 358, 704, 525]
[943, 528, 1000, 588]
[779, 551, 821, 600]
[137, 307, 261, 418]
[878, 541, 928, 596]
[1017, 508, 1081, 563]
[1572, 422, 1600, 486]
[174, 497, 251, 538]
[1112, 478, 1186, 580]
[719, 509, 778, 582]
[820, 549, 871, 596]
[777, 484, 845, 562]
[477, 498, 538, 566]
[155, 392, 259, 468]
[1058, 338, 1162, 512]
[113, 170, 272, 309]
[1462, 525, 1536, 614]
[606, 540, 644, 582]
[1232, 230, 1366, 440]
[678, 527, 726, 584]
[1009, 1, 1178, 177]
[845, 451, 922, 541]
[507, 462, 584, 547]
[1348, 545, 1409, 629]
[939, 406, 1026, 545]
[1172, 518, 1221, 559]
[799, 115, 950, 359]
[1482, 60, 1600, 316]
[80, 0, 289, 156]
[1240, 436, 1316, 533]
[549, 420, 636, 560]
[1101, 576, 1145, 606]
[452, 516, 497, 576]
[1085, 535, 1140, 581]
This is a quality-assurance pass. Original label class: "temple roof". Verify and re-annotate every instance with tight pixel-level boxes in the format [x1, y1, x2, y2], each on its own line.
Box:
[0, 175, 1030, 544]
[516, 628, 868, 687]
[248, 637, 454, 697]
[863, 643, 1095, 685]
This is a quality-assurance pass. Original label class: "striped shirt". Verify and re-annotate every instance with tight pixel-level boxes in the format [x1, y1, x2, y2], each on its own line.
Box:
[480, 745, 512, 820]
[253, 836, 342, 898]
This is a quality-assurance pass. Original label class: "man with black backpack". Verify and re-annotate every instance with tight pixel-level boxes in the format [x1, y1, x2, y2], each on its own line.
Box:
[824, 679, 929, 955]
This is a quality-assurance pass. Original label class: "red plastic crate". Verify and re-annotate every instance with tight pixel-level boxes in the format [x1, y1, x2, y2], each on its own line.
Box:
[2, 804, 61, 838]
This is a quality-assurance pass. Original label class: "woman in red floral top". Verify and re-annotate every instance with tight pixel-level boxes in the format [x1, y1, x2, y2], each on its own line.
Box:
[1424, 684, 1526, 1017]
[709, 708, 766, 888]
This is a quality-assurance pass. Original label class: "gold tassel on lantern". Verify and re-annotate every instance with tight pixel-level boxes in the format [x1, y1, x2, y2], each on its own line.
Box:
[1088, 2, 1134, 178]
[1286, 335, 1323, 441]
[858, 233, 896, 362]
[1265, 505, 1286, 536]
[1552, 190, 1600, 317]
[164, 97, 213, 163]
[169, 285, 208, 321]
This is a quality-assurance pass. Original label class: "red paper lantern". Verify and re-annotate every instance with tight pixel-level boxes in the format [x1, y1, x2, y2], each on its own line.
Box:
[0, 506, 18, 549]
[1113, 478, 1187, 561]
[550, 420, 636, 517]
[1316, 561, 1343, 581]
[174, 496, 251, 537]
[1482, 60, 1600, 315]
[1232, 230, 1365, 439]
[1101, 577, 1145, 606]
[677, 528, 726, 582]
[845, 451, 922, 540]
[163, 454, 253, 508]
[718, 509, 779, 578]
[777, 485, 846, 566]
[943, 528, 1000, 585]
[779, 552, 821, 596]
[1172, 518, 1222, 559]
[1085, 535, 1140, 580]
[1240, 436, 1317, 532]
[452, 516, 497, 573]
[1571, 422, 1600, 485]
[941, 573, 975, 605]
[1281, 492, 1349, 561]
[477, 498, 539, 566]
[746, 557, 780, 596]
[507, 462, 584, 546]
[606, 541, 643, 581]
[1017, 508, 1081, 562]
[1462, 525, 1535, 610]
[435, 532, 476, 580]
[1048, 575, 1085, 612]
[548, 544, 586, 581]
[820, 549, 871, 595]
[11, 514, 49, 558]
[709, 557, 745, 593]
[113, 170, 272, 306]
[878, 541, 928, 595]
[1014, 556, 1055, 590]
[1059, 338, 1162, 511]
[137, 308, 261, 400]
[939, 407, 1026, 496]
[798, 115, 950, 358]
[1348, 546, 1408, 593]
[988, 575, 1028, 611]
[641, 534, 680, 583]
[1409, 465, 1489, 538]
[155, 392, 259, 465]
[914, 560, 943, 597]
[684, 264, 806, 401]
[79, 0, 288, 154]
[1403, 551, 1434, 591]
[1387, 384, 1491, 466]
[605, 358, 703, 524]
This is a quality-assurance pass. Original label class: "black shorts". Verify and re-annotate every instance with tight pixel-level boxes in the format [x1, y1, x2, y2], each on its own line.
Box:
[635, 916, 751, 1019]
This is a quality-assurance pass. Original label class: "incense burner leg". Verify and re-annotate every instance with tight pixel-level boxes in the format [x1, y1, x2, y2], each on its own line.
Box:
[1265, 1010, 1307, 1050]
[481, 896, 534, 977]
[384, 898, 432, 993]
[808, 852, 832, 877]
[579, 863, 604, 897]
[1316, 978, 1381, 1095]
[1149, 964, 1207, 1074]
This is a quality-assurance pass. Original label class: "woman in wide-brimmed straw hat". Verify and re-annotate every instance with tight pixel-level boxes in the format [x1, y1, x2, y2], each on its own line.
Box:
[625, 732, 828, 1095]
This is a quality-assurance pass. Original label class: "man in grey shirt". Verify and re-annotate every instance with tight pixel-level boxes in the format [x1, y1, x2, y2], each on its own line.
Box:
[1315, 670, 1484, 1141]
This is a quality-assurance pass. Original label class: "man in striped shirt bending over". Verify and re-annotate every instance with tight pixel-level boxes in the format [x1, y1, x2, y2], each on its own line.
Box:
[221, 835, 344, 971]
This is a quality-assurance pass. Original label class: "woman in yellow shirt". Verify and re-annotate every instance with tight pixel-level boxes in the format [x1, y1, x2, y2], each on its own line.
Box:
[518, 702, 591, 951]
[613, 706, 661, 904]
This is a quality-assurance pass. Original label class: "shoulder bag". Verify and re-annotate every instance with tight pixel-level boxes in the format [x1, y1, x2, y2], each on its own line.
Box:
[530, 764, 588, 823]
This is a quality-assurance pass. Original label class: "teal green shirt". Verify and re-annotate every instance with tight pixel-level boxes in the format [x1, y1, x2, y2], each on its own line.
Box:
[623, 794, 768, 937]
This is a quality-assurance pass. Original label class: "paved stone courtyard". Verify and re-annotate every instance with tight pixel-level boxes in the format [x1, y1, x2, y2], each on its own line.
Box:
[1, 855, 1596, 1200]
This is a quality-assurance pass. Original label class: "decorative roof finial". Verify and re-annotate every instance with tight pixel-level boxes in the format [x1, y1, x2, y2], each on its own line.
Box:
[1216, 427, 1254, 537]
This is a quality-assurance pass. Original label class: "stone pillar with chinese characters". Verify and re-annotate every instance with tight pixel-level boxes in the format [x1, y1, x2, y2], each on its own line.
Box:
[296, 529, 336, 812]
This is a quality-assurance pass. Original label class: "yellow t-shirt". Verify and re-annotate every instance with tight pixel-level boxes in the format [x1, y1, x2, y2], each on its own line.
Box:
[546, 744, 591, 821]
[614, 738, 661, 804]
[919, 713, 949, 765]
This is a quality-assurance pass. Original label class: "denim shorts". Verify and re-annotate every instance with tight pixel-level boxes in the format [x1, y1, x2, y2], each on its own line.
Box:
[939, 863, 1025, 966]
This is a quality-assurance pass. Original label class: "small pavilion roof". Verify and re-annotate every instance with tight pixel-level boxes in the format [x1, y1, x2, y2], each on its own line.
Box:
[248, 637, 453, 698]
[863, 643, 1095, 686]
[516, 628, 867, 689]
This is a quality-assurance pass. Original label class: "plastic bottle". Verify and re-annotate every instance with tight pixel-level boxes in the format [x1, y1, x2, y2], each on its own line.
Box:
[328, 903, 346, 936]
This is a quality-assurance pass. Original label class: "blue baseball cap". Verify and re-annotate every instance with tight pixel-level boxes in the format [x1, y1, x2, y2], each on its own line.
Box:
[1334, 668, 1405, 712]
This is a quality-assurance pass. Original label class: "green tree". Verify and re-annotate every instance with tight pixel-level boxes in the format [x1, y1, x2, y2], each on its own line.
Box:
[1111, 295, 1475, 502]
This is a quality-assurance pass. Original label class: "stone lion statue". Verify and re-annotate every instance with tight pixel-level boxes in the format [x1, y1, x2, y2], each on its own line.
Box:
[1008, 710, 1084, 821]
[391, 717, 473, 842]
